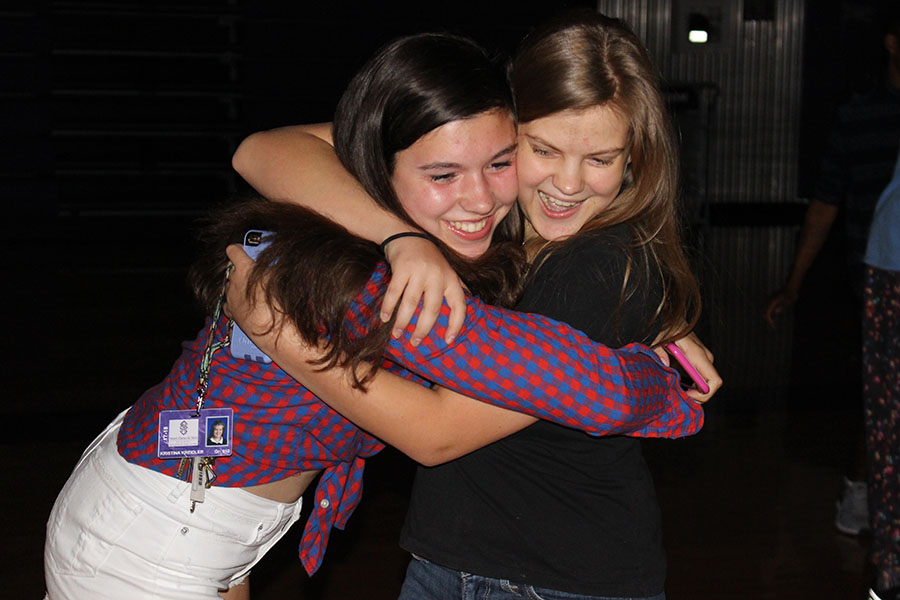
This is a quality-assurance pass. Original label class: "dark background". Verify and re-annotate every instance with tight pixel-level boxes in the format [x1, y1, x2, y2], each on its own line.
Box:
[1, 1, 891, 598]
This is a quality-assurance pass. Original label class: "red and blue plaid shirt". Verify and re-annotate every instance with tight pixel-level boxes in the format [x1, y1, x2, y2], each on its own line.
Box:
[118, 262, 702, 575]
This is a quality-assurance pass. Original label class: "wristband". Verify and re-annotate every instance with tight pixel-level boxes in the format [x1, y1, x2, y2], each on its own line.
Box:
[380, 231, 433, 254]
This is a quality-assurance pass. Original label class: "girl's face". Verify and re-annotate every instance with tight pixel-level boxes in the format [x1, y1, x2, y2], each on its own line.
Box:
[213, 424, 224, 438]
[516, 105, 631, 241]
[391, 110, 519, 258]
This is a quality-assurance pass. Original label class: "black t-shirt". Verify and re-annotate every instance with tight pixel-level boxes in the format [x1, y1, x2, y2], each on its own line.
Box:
[400, 224, 667, 596]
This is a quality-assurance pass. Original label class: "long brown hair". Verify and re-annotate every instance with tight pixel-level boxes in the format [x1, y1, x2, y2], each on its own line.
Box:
[190, 197, 392, 388]
[510, 10, 700, 343]
[190, 35, 538, 388]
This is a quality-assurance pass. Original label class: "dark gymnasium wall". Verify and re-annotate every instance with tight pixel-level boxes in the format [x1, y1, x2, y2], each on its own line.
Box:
[0, 0, 891, 417]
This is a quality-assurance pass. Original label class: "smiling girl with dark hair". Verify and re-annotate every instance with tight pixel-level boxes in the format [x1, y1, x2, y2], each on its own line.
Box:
[44, 30, 700, 600]
[230, 11, 719, 600]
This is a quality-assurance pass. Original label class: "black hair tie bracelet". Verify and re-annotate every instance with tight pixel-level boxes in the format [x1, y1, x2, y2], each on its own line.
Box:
[380, 231, 433, 254]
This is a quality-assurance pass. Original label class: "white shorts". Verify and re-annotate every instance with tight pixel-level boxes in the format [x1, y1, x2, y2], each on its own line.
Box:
[44, 410, 303, 600]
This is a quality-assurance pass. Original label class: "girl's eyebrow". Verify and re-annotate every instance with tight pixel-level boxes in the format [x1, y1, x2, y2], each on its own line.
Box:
[491, 143, 519, 159]
[419, 143, 518, 171]
[524, 133, 625, 156]
[419, 162, 461, 171]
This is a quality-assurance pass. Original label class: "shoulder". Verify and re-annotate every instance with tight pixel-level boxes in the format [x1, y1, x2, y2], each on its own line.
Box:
[531, 224, 634, 280]
[518, 224, 638, 323]
[537, 223, 631, 262]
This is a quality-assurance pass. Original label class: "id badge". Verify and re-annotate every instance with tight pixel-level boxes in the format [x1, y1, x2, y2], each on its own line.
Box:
[158, 408, 234, 458]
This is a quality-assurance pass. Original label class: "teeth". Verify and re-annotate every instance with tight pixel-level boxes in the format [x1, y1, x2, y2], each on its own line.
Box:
[448, 219, 488, 233]
[538, 190, 580, 210]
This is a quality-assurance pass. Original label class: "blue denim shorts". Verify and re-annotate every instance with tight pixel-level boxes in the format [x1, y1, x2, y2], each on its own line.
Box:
[398, 554, 666, 600]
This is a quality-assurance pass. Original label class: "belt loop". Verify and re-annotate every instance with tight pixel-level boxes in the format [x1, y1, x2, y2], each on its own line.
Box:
[167, 480, 188, 504]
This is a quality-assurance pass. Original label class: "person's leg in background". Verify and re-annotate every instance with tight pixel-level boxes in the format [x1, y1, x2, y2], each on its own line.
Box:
[863, 266, 900, 600]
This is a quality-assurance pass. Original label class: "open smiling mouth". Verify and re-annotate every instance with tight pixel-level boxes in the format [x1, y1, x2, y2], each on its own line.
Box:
[445, 214, 496, 240]
[538, 190, 583, 213]
[446, 218, 489, 233]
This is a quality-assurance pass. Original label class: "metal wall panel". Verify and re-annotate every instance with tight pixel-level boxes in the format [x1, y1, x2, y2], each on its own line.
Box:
[599, 0, 804, 204]
[597, 0, 806, 397]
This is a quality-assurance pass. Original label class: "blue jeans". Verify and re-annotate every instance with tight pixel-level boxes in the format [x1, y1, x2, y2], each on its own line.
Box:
[398, 555, 666, 600]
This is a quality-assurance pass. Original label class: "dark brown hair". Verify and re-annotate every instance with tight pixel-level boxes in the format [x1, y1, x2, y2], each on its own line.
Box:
[190, 197, 392, 388]
[333, 32, 528, 307]
[192, 35, 536, 388]
[511, 10, 701, 343]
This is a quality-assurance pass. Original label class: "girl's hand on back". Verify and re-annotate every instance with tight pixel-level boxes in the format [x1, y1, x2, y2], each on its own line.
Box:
[381, 236, 466, 346]
[653, 332, 722, 404]
[668, 332, 722, 404]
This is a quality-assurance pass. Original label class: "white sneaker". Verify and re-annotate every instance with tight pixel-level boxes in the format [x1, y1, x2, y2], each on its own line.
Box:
[835, 477, 868, 535]
[869, 587, 900, 600]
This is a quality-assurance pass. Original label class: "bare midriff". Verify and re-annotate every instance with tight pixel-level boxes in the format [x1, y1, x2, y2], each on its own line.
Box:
[243, 469, 321, 504]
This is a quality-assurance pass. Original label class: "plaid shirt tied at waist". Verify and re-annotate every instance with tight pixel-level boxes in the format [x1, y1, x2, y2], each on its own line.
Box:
[118, 261, 703, 575]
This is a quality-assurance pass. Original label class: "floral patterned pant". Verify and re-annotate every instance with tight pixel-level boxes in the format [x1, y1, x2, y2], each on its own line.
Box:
[863, 266, 900, 591]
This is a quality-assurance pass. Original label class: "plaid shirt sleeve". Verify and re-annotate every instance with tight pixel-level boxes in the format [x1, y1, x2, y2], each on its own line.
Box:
[348, 264, 703, 439]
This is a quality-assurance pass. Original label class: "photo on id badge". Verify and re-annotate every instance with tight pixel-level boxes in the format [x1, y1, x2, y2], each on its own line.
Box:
[206, 417, 228, 446]
[157, 407, 234, 458]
